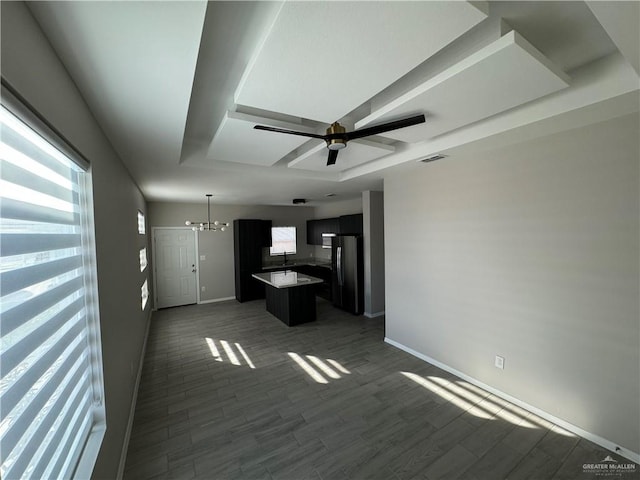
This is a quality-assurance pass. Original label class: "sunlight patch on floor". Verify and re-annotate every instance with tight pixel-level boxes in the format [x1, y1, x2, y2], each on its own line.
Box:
[454, 380, 491, 399]
[235, 342, 255, 369]
[401, 372, 492, 420]
[307, 355, 341, 379]
[401, 371, 541, 428]
[288, 353, 352, 384]
[220, 340, 240, 366]
[288, 352, 328, 384]
[484, 392, 544, 429]
[326, 359, 350, 374]
[205, 337, 223, 362]
[429, 376, 494, 420]
[205, 337, 255, 369]
[550, 424, 577, 437]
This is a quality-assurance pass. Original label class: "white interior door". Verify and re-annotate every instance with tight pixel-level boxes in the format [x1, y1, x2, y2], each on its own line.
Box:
[154, 228, 197, 308]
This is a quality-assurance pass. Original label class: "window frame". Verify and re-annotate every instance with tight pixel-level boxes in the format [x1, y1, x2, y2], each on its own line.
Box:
[0, 82, 106, 480]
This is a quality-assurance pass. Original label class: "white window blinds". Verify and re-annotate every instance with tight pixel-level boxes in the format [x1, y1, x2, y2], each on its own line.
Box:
[0, 101, 105, 479]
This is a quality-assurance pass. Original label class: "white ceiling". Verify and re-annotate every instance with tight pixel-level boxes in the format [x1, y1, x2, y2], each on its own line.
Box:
[234, 1, 487, 123]
[26, 1, 639, 206]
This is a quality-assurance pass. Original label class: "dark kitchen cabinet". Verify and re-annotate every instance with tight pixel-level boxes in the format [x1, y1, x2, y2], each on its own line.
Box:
[339, 214, 363, 236]
[306, 217, 339, 245]
[234, 219, 271, 302]
[260, 220, 272, 247]
[306, 220, 318, 246]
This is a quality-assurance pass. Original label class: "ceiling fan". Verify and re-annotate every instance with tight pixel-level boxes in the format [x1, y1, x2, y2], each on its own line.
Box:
[254, 113, 426, 166]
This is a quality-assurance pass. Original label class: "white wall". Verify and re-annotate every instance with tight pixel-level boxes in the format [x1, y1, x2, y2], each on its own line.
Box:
[1, 3, 151, 478]
[384, 113, 639, 453]
[148, 202, 315, 302]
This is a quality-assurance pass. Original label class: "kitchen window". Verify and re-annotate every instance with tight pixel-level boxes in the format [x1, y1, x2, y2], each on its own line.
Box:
[0, 88, 105, 480]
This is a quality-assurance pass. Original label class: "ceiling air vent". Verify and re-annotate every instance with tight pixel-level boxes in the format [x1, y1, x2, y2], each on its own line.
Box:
[420, 154, 446, 163]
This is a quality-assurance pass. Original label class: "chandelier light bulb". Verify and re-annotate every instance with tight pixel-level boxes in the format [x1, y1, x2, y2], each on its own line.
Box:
[184, 195, 228, 233]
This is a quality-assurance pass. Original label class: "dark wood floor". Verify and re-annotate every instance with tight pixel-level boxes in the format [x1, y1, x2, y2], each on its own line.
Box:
[124, 299, 634, 480]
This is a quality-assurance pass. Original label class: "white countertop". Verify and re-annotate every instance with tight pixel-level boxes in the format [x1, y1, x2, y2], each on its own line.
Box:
[252, 270, 324, 289]
[261, 261, 331, 271]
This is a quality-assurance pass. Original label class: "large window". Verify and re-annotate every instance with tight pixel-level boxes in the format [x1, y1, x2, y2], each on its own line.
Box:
[0, 92, 105, 479]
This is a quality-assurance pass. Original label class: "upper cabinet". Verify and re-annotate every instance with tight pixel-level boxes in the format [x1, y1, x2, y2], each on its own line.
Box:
[306, 214, 363, 245]
[338, 214, 363, 236]
[307, 217, 338, 245]
[306, 220, 318, 245]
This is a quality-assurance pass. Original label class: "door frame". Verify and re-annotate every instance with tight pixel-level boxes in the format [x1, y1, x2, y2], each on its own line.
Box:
[151, 227, 201, 309]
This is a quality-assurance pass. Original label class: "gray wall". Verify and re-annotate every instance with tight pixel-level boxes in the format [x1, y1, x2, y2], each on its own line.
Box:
[384, 113, 639, 452]
[363, 191, 385, 316]
[148, 202, 315, 302]
[1, 3, 151, 478]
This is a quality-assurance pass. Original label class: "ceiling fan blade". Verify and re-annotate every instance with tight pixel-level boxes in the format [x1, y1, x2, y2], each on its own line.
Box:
[254, 124, 326, 140]
[327, 149, 339, 166]
[345, 114, 426, 141]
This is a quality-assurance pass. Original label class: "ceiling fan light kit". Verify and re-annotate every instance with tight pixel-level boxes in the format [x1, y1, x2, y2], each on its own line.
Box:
[254, 113, 426, 166]
[326, 122, 347, 150]
[185, 194, 229, 232]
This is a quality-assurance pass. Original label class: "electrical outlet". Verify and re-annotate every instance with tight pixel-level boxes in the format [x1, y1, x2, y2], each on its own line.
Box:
[200, 255, 206, 261]
[495, 355, 505, 370]
[201, 286, 206, 292]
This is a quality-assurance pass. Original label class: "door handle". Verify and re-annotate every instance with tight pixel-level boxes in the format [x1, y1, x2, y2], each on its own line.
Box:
[192, 264, 197, 273]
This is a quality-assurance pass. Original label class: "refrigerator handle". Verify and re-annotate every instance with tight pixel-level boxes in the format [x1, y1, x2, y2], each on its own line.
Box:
[337, 246, 343, 286]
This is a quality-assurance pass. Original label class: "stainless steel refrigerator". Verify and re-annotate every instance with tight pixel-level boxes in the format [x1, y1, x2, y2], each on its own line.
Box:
[331, 235, 364, 315]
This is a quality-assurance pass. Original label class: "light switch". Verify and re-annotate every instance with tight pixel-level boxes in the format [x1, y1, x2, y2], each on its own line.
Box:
[200, 255, 206, 261]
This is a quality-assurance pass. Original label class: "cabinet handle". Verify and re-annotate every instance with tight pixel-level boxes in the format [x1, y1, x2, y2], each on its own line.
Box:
[337, 247, 343, 286]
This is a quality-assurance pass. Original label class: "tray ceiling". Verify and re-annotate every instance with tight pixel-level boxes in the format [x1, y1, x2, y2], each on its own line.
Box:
[208, 111, 317, 167]
[356, 30, 571, 143]
[23, 1, 636, 204]
[234, 1, 488, 124]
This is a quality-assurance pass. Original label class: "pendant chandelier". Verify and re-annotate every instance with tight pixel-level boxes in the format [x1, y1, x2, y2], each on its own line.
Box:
[185, 194, 229, 232]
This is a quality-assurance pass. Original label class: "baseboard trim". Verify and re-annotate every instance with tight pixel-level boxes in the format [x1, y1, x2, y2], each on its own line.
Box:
[199, 296, 235, 305]
[384, 337, 640, 464]
[117, 311, 152, 479]
[364, 310, 385, 318]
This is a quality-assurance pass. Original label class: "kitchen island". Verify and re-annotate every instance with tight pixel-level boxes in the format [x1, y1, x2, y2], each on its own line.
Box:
[252, 271, 323, 326]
